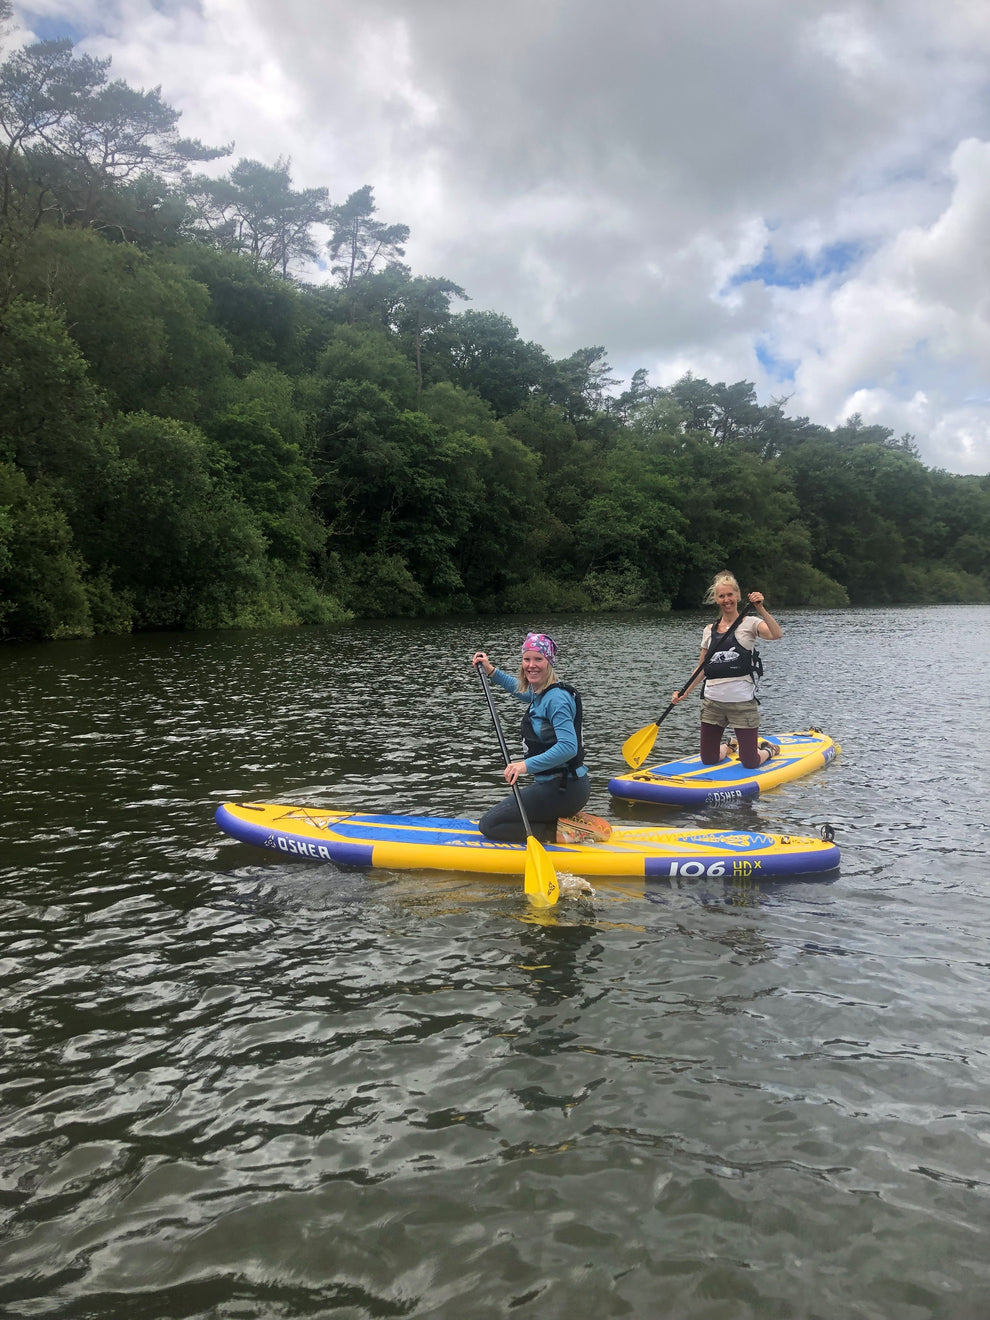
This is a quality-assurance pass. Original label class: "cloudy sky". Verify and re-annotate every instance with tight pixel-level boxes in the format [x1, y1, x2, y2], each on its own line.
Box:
[8, 0, 990, 474]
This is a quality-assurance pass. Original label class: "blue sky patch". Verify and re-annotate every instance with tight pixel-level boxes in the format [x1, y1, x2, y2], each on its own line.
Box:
[755, 339, 798, 383]
[733, 239, 864, 290]
[22, 16, 91, 43]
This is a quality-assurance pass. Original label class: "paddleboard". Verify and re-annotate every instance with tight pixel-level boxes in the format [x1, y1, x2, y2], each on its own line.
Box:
[609, 728, 839, 808]
[215, 802, 840, 880]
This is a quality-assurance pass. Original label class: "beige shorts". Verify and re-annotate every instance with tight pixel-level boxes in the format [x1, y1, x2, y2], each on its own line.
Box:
[700, 697, 761, 730]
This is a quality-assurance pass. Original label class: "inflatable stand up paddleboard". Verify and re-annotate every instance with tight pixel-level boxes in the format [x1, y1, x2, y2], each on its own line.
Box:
[609, 728, 839, 808]
[216, 801, 840, 881]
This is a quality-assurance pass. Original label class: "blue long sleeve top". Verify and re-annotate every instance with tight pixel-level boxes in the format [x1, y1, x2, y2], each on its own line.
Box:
[489, 669, 587, 781]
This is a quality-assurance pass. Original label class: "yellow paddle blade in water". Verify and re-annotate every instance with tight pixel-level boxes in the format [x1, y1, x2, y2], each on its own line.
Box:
[523, 835, 559, 908]
[621, 721, 659, 770]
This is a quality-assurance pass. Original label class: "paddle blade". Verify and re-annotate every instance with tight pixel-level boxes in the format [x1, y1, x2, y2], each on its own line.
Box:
[523, 835, 559, 908]
[621, 721, 659, 770]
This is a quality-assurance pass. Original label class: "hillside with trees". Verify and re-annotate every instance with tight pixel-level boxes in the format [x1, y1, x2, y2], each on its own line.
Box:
[2, 25, 988, 641]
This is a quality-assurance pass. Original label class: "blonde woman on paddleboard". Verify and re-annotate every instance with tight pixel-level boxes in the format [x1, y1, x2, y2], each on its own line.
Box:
[671, 572, 783, 768]
[472, 632, 611, 845]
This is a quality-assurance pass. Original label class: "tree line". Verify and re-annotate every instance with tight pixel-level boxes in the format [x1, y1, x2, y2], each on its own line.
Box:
[1, 24, 988, 641]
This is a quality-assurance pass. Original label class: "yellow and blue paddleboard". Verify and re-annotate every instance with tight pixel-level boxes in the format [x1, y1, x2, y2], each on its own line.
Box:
[609, 728, 839, 808]
[216, 801, 840, 880]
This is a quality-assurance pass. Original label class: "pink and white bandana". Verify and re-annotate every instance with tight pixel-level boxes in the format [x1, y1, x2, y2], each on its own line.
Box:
[521, 632, 558, 663]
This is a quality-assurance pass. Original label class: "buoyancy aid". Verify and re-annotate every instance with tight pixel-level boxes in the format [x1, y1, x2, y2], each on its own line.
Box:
[703, 614, 763, 683]
[520, 682, 586, 781]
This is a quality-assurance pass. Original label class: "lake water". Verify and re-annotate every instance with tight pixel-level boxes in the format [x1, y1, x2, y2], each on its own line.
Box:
[2, 605, 989, 1319]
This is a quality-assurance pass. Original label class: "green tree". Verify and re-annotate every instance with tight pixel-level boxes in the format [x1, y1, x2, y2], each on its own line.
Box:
[0, 293, 107, 486]
[436, 309, 550, 416]
[0, 37, 226, 248]
[12, 226, 232, 420]
[186, 156, 331, 278]
[779, 438, 928, 602]
[418, 382, 546, 604]
[539, 346, 618, 422]
[208, 399, 323, 568]
[177, 244, 309, 372]
[327, 184, 409, 287]
[1, 38, 107, 227]
[314, 379, 499, 612]
[315, 323, 419, 408]
[0, 463, 91, 639]
[569, 435, 690, 608]
[392, 274, 468, 399]
[83, 412, 270, 628]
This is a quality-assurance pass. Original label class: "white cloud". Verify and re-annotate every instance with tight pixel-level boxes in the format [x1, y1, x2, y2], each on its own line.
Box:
[761, 137, 990, 468]
[8, 0, 990, 472]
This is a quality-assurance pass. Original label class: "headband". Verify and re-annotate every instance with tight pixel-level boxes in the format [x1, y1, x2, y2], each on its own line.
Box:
[521, 632, 557, 663]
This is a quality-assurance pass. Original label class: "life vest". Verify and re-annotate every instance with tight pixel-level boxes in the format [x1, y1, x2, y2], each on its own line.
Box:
[521, 682, 585, 780]
[703, 615, 763, 683]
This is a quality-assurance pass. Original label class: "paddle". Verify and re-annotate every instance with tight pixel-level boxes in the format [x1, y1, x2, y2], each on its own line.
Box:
[621, 601, 757, 770]
[475, 662, 559, 909]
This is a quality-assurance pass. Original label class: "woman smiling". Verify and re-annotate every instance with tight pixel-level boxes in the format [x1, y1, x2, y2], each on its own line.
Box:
[471, 632, 610, 845]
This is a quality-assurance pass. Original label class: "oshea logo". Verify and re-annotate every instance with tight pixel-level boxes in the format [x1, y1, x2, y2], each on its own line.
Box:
[267, 832, 333, 861]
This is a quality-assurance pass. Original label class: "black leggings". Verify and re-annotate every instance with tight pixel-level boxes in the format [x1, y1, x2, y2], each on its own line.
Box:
[700, 722, 762, 769]
[479, 775, 592, 843]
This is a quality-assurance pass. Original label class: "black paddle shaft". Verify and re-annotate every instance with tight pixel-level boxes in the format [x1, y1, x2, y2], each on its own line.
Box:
[666, 659, 706, 716]
[475, 663, 538, 838]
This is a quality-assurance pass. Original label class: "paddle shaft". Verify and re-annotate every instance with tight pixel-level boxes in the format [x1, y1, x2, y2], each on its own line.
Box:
[623, 654, 703, 757]
[475, 663, 539, 838]
[663, 658, 706, 719]
[667, 601, 759, 714]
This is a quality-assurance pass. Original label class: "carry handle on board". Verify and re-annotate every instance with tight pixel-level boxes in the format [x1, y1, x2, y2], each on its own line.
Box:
[475, 663, 559, 908]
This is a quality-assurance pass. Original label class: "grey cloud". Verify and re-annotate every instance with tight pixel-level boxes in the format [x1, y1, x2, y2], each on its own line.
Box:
[46, 0, 990, 471]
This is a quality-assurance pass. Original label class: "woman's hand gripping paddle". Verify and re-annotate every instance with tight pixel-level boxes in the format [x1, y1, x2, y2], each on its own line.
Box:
[621, 602, 757, 770]
[475, 663, 559, 908]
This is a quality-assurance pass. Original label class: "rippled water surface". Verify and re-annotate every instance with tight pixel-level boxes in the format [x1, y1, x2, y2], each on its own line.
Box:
[2, 606, 989, 1319]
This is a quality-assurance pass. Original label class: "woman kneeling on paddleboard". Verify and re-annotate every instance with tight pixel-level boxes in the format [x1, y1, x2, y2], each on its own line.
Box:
[671, 572, 783, 769]
[472, 633, 611, 846]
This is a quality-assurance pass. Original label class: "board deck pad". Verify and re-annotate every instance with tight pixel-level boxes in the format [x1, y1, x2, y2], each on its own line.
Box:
[216, 800, 840, 880]
[608, 729, 840, 808]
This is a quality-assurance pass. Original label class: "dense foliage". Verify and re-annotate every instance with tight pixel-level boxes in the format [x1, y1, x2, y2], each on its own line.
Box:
[2, 30, 987, 640]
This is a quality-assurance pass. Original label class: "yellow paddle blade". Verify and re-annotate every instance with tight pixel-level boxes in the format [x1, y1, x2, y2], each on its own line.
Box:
[523, 835, 559, 908]
[621, 721, 659, 770]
